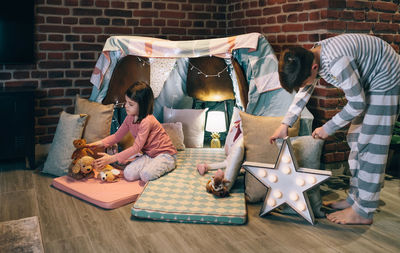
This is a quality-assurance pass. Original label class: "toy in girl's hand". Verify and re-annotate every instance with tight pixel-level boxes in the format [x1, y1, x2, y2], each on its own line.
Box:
[98, 169, 123, 183]
[68, 155, 95, 180]
[206, 169, 230, 198]
[71, 139, 96, 164]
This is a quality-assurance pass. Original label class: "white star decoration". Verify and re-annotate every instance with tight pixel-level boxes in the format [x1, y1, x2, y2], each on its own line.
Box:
[243, 137, 331, 225]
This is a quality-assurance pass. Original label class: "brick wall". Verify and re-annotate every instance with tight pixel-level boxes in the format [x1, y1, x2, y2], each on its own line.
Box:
[0, 0, 228, 145]
[228, 0, 400, 168]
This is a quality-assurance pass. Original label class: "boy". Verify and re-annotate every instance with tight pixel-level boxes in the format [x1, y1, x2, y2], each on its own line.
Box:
[270, 34, 400, 225]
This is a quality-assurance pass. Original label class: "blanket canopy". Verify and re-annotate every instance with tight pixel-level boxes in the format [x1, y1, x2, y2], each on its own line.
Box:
[89, 33, 312, 134]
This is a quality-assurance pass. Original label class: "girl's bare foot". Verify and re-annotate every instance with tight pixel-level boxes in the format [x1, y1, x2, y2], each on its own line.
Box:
[324, 199, 351, 210]
[326, 207, 373, 225]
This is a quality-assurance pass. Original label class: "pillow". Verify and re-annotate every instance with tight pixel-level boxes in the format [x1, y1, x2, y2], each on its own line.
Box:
[163, 107, 208, 148]
[276, 136, 325, 217]
[74, 95, 114, 143]
[42, 111, 88, 176]
[224, 135, 245, 191]
[239, 111, 300, 203]
[162, 122, 185, 151]
[224, 107, 242, 155]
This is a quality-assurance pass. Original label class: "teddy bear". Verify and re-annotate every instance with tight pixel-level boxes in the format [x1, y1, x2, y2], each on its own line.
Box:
[71, 139, 96, 164]
[206, 169, 230, 198]
[68, 155, 95, 180]
[98, 169, 123, 183]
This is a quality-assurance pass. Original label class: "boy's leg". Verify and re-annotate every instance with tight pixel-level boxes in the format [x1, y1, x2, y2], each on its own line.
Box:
[328, 87, 399, 224]
[140, 154, 176, 182]
[124, 155, 151, 181]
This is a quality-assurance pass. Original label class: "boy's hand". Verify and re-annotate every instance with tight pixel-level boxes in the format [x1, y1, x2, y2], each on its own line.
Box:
[312, 127, 328, 139]
[269, 124, 289, 144]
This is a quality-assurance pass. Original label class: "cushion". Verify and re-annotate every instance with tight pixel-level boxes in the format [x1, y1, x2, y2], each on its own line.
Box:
[239, 111, 300, 203]
[74, 95, 114, 143]
[276, 136, 325, 217]
[162, 122, 185, 151]
[42, 111, 88, 177]
[163, 106, 208, 148]
[52, 175, 145, 209]
[224, 107, 242, 155]
[224, 135, 245, 191]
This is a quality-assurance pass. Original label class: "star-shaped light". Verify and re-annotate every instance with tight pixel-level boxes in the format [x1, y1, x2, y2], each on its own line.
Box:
[243, 137, 331, 225]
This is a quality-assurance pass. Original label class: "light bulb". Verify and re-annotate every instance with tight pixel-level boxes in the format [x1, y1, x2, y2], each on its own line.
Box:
[268, 174, 278, 183]
[282, 166, 291, 174]
[290, 192, 299, 201]
[297, 202, 306, 211]
[282, 155, 291, 163]
[267, 198, 276, 207]
[307, 176, 317, 184]
[258, 169, 267, 178]
[273, 190, 282, 199]
[296, 178, 305, 186]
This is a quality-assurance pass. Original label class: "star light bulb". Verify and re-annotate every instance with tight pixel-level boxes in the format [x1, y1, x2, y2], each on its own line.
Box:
[307, 176, 317, 184]
[282, 166, 291, 174]
[282, 155, 291, 163]
[290, 192, 299, 201]
[296, 177, 305, 186]
[268, 174, 278, 183]
[267, 198, 276, 207]
[297, 202, 306, 211]
[258, 169, 267, 178]
[273, 190, 282, 199]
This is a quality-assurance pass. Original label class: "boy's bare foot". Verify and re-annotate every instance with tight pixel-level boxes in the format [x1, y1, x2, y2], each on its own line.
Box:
[324, 199, 351, 210]
[326, 207, 373, 225]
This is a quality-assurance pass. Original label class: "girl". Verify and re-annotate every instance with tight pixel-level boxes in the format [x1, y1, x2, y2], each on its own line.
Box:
[89, 81, 177, 182]
[269, 34, 400, 225]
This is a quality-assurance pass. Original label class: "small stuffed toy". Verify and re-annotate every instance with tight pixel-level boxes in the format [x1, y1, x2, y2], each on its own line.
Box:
[71, 139, 96, 164]
[68, 155, 95, 180]
[206, 169, 230, 198]
[98, 169, 123, 183]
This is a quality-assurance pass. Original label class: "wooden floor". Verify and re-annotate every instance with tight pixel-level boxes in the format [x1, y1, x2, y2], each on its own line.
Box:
[1, 159, 400, 253]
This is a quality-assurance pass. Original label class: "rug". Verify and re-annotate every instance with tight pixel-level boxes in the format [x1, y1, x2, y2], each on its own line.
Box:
[0, 216, 44, 253]
[131, 148, 247, 225]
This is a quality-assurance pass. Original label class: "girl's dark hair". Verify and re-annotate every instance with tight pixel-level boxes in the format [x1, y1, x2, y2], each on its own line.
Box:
[278, 47, 314, 93]
[125, 81, 154, 122]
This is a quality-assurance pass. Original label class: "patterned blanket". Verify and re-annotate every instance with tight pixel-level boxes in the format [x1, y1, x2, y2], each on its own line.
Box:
[131, 148, 247, 225]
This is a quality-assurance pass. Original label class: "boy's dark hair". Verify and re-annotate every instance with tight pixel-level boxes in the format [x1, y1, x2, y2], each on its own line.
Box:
[278, 47, 314, 93]
[125, 81, 154, 122]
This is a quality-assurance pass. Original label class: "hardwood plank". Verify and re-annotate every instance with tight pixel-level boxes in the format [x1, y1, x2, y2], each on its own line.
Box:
[1, 161, 399, 253]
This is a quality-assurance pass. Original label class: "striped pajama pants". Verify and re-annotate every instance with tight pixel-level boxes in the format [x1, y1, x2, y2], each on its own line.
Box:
[346, 84, 400, 219]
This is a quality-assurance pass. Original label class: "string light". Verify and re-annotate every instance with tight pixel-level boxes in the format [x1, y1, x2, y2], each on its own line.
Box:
[188, 61, 228, 78]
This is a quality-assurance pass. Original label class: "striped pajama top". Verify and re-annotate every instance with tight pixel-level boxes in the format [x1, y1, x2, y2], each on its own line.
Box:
[282, 34, 400, 135]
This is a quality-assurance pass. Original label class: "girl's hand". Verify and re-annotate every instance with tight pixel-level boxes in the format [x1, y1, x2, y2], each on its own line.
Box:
[94, 152, 117, 169]
[312, 127, 329, 139]
[269, 124, 289, 144]
[87, 140, 104, 149]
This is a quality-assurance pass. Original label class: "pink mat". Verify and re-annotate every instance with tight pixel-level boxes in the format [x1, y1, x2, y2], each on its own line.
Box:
[52, 175, 146, 209]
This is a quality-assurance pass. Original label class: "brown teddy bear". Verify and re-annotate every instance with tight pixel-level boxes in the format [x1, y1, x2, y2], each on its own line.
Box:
[71, 139, 96, 164]
[206, 169, 230, 198]
[68, 156, 95, 180]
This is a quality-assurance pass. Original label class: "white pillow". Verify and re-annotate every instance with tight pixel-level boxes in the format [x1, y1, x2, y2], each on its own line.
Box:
[162, 122, 185, 151]
[42, 111, 88, 176]
[224, 107, 242, 155]
[224, 135, 244, 191]
[163, 107, 208, 148]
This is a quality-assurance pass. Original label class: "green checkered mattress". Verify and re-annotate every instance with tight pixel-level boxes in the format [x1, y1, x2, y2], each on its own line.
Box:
[131, 148, 247, 225]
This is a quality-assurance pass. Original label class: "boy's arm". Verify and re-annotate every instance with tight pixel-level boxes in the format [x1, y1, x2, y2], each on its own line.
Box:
[322, 56, 366, 135]
[282, 80, 317, 127]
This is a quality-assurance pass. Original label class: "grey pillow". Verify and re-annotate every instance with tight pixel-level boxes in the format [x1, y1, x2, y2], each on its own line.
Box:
[42, 111, 88, 176]
[276, 136, 325, 218]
